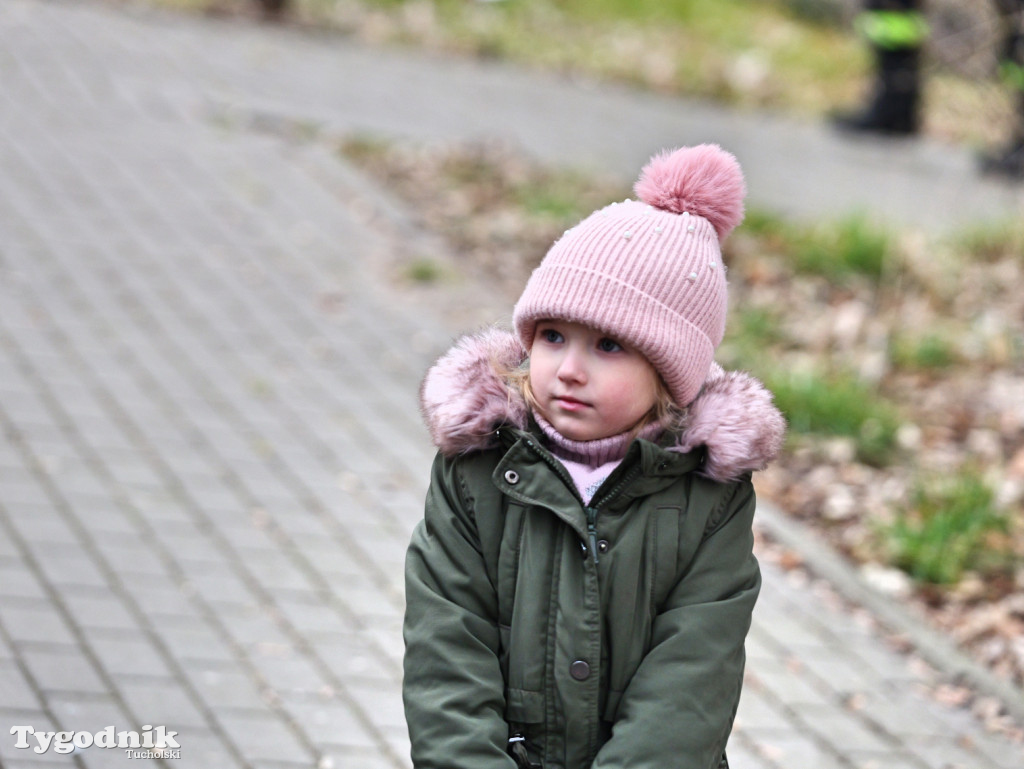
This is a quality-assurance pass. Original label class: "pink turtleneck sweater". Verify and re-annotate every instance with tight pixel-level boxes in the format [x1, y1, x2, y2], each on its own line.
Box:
[534, 413, 663, 504]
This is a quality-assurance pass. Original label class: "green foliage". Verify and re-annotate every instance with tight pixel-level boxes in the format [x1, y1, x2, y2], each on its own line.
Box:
[737, 210, 893, 282]
[780, 0, 845, 26]
[883, 470, 1013, 586]
[953, 218, 1024, 263]
[735, 207, 790, 240]
[889, 333, 959, 372]
[513, 172, 615, 220]
[789, 214, 892, 281]
[719, 306, 786, 369]
[406, 257, 444, 282]
[339, 134, 392, 162]
[767, 369, 900, 466]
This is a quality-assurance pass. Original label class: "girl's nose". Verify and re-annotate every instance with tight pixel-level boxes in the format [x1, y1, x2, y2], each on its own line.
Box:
[556, 348, 587, 384]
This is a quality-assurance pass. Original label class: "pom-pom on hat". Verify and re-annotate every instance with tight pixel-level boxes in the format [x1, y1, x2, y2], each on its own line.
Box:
[513, 144, 745, 408]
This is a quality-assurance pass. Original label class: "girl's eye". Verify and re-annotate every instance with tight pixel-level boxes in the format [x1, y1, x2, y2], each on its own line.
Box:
[541, 329, 564, 344]
[597, 338, 622, 353]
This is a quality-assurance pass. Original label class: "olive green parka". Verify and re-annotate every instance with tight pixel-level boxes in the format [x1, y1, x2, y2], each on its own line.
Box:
[405, 328, 785, 769]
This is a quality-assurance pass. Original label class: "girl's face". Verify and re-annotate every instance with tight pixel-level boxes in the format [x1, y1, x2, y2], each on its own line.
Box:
[528, 320, 660, 442]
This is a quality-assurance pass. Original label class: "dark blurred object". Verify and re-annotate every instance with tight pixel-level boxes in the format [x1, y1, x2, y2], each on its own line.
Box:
[980, 0, 1024, 178]
[255, 0, 288, 20]
[835, 0, 1024, 179]
[833, 0, 926, 135]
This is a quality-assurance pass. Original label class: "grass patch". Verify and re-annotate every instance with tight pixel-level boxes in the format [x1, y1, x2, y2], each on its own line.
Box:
[767, 368, 900, 466]
[405, 257, 445, 282]
[719, 306, 786, 369]
[889, 332, 959, 373]
[512, 172, 604, 220]
[953, 218, 1024, 263]
[789, 214, 893, 281]
[736, 210, 894, 282]
[882, 469, 1014, 586]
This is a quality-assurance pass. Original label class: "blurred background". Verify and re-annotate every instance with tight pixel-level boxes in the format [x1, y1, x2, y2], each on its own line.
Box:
[0, 1, 1022, 767]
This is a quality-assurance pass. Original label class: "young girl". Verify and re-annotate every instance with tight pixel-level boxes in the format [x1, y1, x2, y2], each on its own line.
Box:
[404, 144, 786, 769]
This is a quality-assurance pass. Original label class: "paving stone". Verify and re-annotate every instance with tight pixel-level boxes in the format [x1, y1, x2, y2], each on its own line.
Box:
[152, 729, 242, 769]
[59, 594, 142, 634]
[310, 637, 391, 682]
[93, 536, 173, 579]
[61, 496, 138, 537]
[215, 710, 315, 765]
[343, 678, 407, 732]
[744, 728, 842, 768]
[158, 624, 238, 665]
[185, 563, 259, 608]
[0, 562, 49, 600]
[845, 752, 926, 769]
[279, 694, 380, 750]
[44, 692, 129, 734]
[12, 516, 81, 547]
[796, 707, 895, 754]
[0, 476, 53, 510]
[0, 633, 15, 661]
[318, 745, 409, 769]
[217, 606, 291, 648]
[0, 661, 46, 711]
[29, 544, 111, 591]
[0, 711, 63, 766]
[117, 679, 210, 729]
[0, 604, 78, 646]
[902, 734, 1007, 769]
[86, 634, 174, 681]
[747, 657, 833, 709]
[734, 684, 795, 733]
[243, 551, 316, 595]
[182, 663, 268, 711]
[275, 598, 352, 637]
[721, 737, 776, 769]
[19, 647, 108, 696]
[248, 646, 327, 696]
[792, 644, 890, 698]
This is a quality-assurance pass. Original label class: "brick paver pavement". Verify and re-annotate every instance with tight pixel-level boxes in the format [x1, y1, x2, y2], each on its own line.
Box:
[0, 2, 1021, 768]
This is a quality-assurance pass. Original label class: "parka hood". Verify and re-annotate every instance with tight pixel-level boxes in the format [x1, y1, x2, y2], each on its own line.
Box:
[420, 327, 786, 482]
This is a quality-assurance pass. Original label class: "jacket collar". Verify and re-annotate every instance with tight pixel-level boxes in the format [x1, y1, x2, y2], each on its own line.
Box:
[420, 327, 786, 483]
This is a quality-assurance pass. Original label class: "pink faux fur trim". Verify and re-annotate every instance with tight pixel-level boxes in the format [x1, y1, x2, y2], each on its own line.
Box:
[420, 328, 785, 481]
[673, 362, 787, 482]
[420, 327, 529, 457]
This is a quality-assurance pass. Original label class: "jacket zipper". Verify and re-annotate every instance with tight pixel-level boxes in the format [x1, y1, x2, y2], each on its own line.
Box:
[521, 437, 642, 565]
[585, 465, 642, 563]
[585, 506, 600, 564]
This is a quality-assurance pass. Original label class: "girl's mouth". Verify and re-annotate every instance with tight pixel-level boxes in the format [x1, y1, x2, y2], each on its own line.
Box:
[554, 395, 590, 411]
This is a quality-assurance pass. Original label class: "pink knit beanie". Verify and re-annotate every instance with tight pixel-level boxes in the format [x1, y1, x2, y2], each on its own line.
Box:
[513, 144, 746, 407]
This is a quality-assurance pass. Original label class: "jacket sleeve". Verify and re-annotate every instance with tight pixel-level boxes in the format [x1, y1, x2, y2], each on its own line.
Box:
[403, 452, 515, 769]
[593, 478, 761, 769]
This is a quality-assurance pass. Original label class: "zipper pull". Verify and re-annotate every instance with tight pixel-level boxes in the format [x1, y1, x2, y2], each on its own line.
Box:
[508, 733, 541, 769]
[585, 507, 599, 565]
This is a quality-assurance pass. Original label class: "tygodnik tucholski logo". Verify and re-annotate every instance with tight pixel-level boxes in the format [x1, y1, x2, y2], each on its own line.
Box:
[10, 724, 181, 758]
